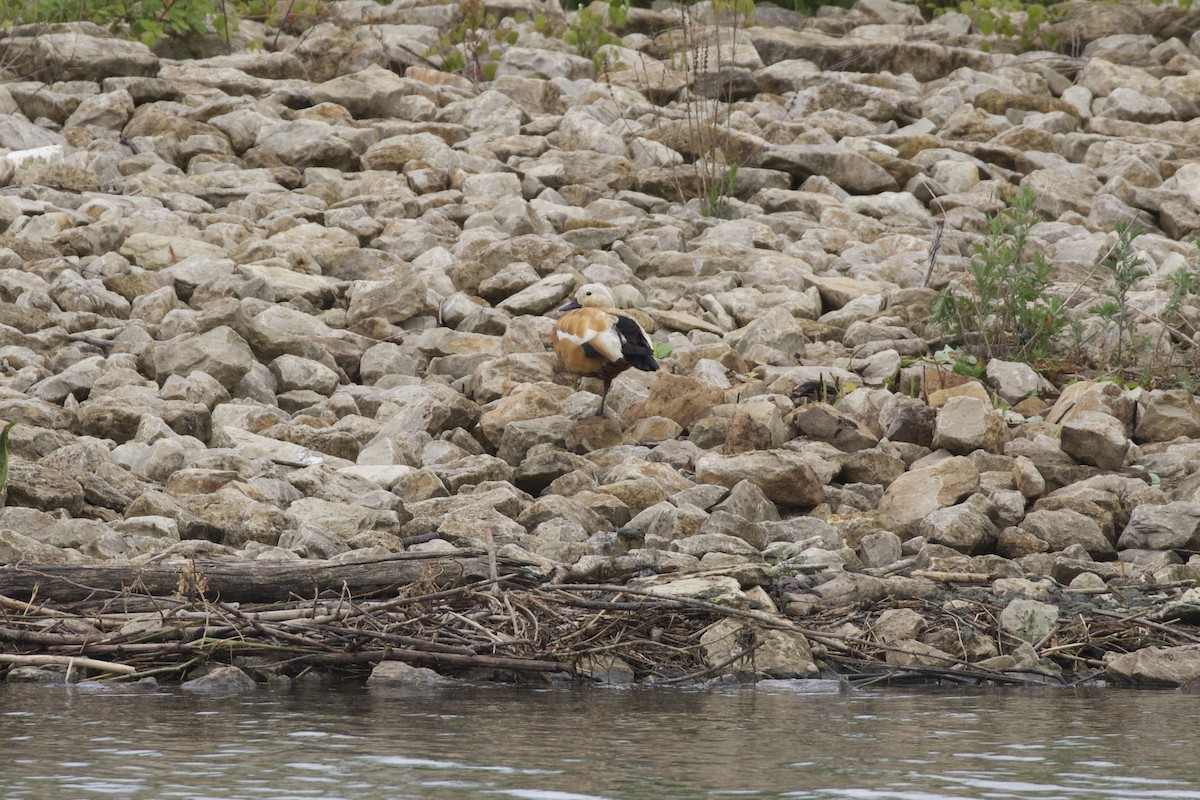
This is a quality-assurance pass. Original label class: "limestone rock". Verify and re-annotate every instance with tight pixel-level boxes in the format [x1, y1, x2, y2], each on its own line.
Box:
[878, 456, 979, 531]
[932, 396, 1006, 455]
[791, 403, 878, 452]
[1061, 411, 1129, 470]
[1106, 645, 1200, 686]
[695, 450, 825, 508]
[700, 618, 818, 679]
[1136, 390, 1200, 443]
[644, 372, 726, 430]
[148, 326, 257, 391]
[182, 665, 257, 692]
[999, 597, 1060, 644]
[916, 497, 999, 555]
[1118, 502, 1200, 551]
[367, 660, 451, 687]
[13, 32, 158, 82]
[1020, 508, 1115, 559]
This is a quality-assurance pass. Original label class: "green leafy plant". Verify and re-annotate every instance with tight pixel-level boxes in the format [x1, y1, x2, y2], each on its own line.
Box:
[565, 0, 626, 69]
[931, 345, 985, 379]
[1093, 221, 1148, 369]
[946, 0, 1060, 51]
[669, 0, 756, 212]
[652, 341, 674, 360]
[427, 0, 514, 83]
[933, 187, 1066, 364]
[233, 0, 323, 37]
[702, 161, 738, 219]
[1, 0, 217, 45]
[0, 419, 16, 503]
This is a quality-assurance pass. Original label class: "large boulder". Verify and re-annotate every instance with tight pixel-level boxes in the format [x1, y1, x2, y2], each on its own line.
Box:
[1117, 502, 1200, 551]
[1061, 411, 1129, 470]
[1106, 645, 1200, 686]
[932, 396, 1006, 455]
[146, 326, 257, 391]
[11, 31, 158, 81]
[878, 456, 979, 531]
[695, 450, 825, 508]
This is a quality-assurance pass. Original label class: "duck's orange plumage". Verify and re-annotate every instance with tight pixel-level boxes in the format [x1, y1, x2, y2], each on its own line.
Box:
[552, 283, 658, 416]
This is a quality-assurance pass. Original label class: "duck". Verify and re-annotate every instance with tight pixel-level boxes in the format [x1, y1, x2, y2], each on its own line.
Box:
[552, 283, 659, 417]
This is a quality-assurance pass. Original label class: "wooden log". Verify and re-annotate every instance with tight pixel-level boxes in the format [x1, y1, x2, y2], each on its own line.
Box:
[0, 553, 494, 604]
[0, 653, 137, 675]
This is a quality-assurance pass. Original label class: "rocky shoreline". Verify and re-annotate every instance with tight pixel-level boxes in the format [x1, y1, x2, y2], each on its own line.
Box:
[3, 0, 1200, 688]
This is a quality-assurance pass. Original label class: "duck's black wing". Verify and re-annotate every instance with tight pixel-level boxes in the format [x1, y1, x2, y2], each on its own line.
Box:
[614, 315, 659, 372]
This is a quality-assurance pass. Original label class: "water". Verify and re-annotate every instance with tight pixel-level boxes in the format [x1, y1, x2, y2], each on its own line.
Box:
[2, 680, 1199, 800]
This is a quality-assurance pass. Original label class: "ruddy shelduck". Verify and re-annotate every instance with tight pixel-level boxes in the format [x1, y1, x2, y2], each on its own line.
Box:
[553, 283, 658, 416]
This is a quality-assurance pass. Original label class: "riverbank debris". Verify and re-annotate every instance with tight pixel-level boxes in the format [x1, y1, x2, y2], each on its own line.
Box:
[3, 554, 1200, 688]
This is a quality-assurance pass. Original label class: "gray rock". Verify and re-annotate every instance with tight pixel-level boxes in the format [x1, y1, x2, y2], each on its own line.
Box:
[712, 479, 780, 523]
[1021, 508, 1115, 559]
[700, 618, 817, 679]
[757, 144, 897, 194]
[1106, 645, 1200, 686]
[1061, 411, 1129, 470]
[1118, 501, 1200, 551]
[269, 355, 340, 396]
[284, 497, 404, 541]
[367, 659, 452, 686]
[148, 326, 256, 391]
[791, 403, 879, 452]
[878, 456, 979, 530]
[65, 89, 134, 130]
[250, 120, 358, 170]
[181, 665, 258, 692]
[985, 359, 1054, 405]
[999, 597, 1060, 644]
[1135, 390, 1200, 443]
[871, 608, 927, 644]
[695, 450, 825, 508]
[932, 396, 1006, 456]
[916, 497, 999, 555]
[11, 32, 158, 82]
[857, 530, 903, 568]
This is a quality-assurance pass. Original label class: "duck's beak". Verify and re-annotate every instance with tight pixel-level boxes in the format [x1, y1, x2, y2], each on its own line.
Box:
[559, 299, 582, 312]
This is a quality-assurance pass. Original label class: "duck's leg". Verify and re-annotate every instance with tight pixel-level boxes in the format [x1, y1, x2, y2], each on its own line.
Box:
[588, 378, 613, 418]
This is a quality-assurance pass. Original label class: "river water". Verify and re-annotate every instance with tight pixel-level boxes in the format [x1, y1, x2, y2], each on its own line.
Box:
[2, 680, 1198, 800]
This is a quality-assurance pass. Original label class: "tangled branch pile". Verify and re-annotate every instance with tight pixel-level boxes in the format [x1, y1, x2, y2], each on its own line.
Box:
[4, 554, 1200, 688]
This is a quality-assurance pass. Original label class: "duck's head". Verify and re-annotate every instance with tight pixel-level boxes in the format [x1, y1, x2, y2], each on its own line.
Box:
[560, 283, 616, 312]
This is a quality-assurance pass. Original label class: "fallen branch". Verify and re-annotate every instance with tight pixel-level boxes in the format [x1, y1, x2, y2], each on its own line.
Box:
[0, 552, 497, 603]
[0, 653, 137, 675]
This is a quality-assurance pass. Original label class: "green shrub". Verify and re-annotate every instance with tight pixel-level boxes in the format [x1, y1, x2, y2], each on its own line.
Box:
[565, 0, 626, 69]
[0, 419, 15, 503]
[1094, 221, 1149, 369]
[933, 187, 1066, 364]
[1, 0, 216, 44]
[427, 0, 515, 82]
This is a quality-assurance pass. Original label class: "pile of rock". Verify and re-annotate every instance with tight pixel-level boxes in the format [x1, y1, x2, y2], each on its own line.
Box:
[2, 0, 1200, 685]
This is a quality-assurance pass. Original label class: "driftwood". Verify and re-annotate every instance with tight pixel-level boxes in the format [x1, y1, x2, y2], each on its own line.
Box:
[0, 552, 496, 604]
[4, 554, 1200, 687]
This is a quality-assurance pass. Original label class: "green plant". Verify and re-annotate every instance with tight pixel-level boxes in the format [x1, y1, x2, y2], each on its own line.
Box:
[933, 187, 1066, 364]
[428, 0, 515, 83]
[1093, 221, 1148, 369]
[672, 0, 755, 210]
[0, 419, 16, 503]
[233, 0, 323, 36]
[702, 161, 738, 218]
[945, 0, 1060, 51]
[1, 0, 217, 44]
[565, 0, 626, 69]
[931, 345, 985, 378]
